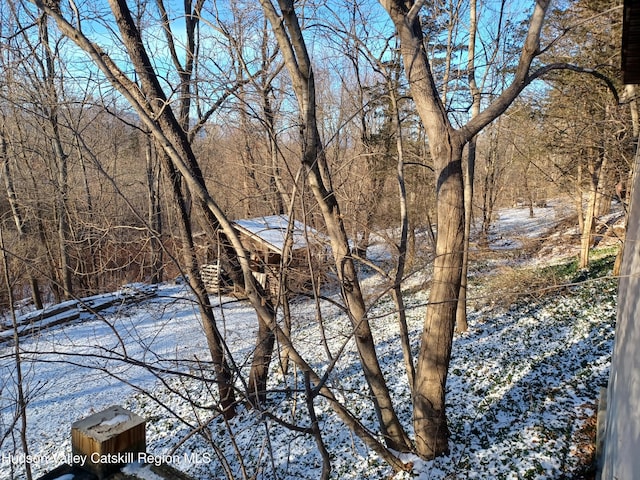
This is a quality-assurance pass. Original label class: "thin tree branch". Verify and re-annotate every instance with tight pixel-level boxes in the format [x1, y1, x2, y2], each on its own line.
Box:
[527, 63, 620, 103]
[407, 0, 426, 26]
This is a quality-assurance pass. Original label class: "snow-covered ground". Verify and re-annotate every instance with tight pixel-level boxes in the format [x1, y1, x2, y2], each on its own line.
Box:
[0, 201, 617, 479]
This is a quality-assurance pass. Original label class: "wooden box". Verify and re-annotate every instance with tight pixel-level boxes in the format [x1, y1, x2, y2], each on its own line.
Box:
[71, 406, 145, 479]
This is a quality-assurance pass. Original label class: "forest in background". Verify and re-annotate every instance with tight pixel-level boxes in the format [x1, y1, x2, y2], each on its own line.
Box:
[0, 0, 631, 303]
[0, 0, 636, 477]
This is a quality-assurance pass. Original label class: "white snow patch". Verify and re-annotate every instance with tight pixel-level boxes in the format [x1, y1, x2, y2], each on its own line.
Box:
[99, 414, 130, 427]
[0, 199, 617, 480]
[121, 462, 164, 480]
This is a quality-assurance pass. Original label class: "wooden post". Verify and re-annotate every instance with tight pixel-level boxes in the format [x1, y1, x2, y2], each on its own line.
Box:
[71, 406, 145, 479]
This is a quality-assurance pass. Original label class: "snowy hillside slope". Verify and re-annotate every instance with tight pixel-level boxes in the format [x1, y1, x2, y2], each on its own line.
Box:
[0, 199, 619, 480]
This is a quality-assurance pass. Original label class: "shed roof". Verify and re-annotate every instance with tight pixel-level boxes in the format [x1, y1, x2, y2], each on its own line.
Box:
[232, 215, 321, 254]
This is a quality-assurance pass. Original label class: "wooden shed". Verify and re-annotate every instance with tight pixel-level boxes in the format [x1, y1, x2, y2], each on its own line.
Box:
[202, 215, 327, 297]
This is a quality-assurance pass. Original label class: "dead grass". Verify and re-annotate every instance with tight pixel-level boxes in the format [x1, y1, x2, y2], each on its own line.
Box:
[470, 261, 572, 311]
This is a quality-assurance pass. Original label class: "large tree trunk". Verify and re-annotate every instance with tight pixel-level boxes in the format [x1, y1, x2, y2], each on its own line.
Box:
[413, 140, 466, 458]
[380, 0, 549, 459]
[386, 2, 465, 457]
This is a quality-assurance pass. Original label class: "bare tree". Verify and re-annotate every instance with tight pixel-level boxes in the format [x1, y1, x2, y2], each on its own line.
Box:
[21, 0, 248, 417]
[36, 9, 74, 299]
[144, 131, 164, 285]
[379, 0, 552, 458]
[456, 0, 506, 332]
[5, 4, 75, 300]
[258, 0, 412, 453]
[0, 224, 33, 480]
[0, 112, 43, 309]
[333, 15, 418, 389]
[22, 7, 410, 467]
